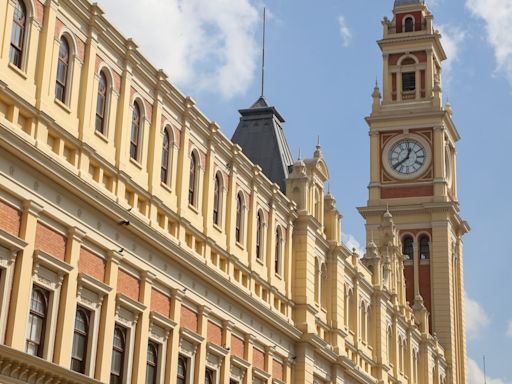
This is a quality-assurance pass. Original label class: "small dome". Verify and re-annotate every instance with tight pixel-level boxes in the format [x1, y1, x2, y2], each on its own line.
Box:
[394, 0, 424, 6]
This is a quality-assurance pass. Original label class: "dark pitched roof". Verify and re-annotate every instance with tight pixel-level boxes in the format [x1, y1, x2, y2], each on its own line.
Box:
[394, 0, 424, 6]
[231, 97, 294, 192]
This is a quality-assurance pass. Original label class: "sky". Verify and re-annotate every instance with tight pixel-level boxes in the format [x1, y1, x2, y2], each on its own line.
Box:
[97, 0, 512, 382]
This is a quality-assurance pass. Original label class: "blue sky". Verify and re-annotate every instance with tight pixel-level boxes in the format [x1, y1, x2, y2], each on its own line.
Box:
[98, 0, 512, 381]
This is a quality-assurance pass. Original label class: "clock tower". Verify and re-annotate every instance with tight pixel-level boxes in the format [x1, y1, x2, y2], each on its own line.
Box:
[358, 1, 469, 384]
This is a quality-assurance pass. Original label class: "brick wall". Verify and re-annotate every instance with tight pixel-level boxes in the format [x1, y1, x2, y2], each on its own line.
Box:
[117, 270, 140, 301]
[253, 348, 265, 371]
[180, 306, 198, 333]
[0, 200, 21, 236]
[404, 265, 415, 306]
[231, 335, 245, 359]
[35, 222, 67, 260]
[151, 289, 171, 317]
[78, 248, 106, 282]
[207, 321, 222, 345]
[272, 359, 284, 381]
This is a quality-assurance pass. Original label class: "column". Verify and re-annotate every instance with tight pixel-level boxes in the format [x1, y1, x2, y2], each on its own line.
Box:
[369, 131, 381, 202]
[194, 305, 211, 383]
[202, 123, 219, 233]
[4, 200, 43, 350]
[244, 334, 255, 384]
[382, 54, 390, 103]
[264, 346, 275, 384]
[176, 97, 194, 217]
[132, 271, 156, 383]
[164, 289, 184, 383]
[220, 321, 234, 382]
[147, 71, 166, 196]
[53, 226, 86, 366]
[94, 250, 123, 381]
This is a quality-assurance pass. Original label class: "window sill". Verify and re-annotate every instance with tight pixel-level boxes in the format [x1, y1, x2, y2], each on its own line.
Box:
[212, 223, 222, 233]
[129, 157, 142, 169]
[54, 98, 71, 114]
[274, 272, 282, 280]
[94, 129, 109, 143]
[8, 62, 28, 79]
[188, 203, 199, 214]
[160, 181, 173, 193]
[235, 241, 244, 251]
[255, 257, 264, 266]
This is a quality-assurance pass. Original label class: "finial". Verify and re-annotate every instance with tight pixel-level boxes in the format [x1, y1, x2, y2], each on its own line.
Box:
[297, 148, 301, 161]
[260, 8, 267, 98]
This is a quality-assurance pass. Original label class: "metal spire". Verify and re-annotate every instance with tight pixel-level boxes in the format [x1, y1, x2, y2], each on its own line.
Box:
[261, 8, 267, 98]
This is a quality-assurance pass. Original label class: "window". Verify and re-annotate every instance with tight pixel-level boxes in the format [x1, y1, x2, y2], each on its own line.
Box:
[71, 307, 90, 373]
[95, 71, 108, 134]
[402, 72, 416, 92]
[402, 236, 414, 261]
[9, 0, 26, 68]
[161, 128, 171, 183]
[256, 211, 263, 260]
[177, 355, 187, 384]
[110, 325, 126, 384]
[419, 235, 430, 259]
[404, 16, 414, 32]
[275, 227, 282, 274]
[146, 342, 158, 384]
[26, 286, 49, 357]
[130, 102, 142, 161]
[205, 368, 215, 384]
[188, 152, 198, 206]
[213, 173, 222, 225]
[55, 37, 70, 103]
[235, 193, 243, 243]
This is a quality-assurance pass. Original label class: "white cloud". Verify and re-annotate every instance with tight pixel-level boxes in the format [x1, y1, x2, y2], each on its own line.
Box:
[338, 16, 352, 47]
[465, 294, 490, 339]
[468, 357, 507, 384]
[507, 320, 512, 337]
[97, 0, 260, 98]
[466, 0, 512, 86]
[437, 25, 466, 83]
[342, 233, 364, 256]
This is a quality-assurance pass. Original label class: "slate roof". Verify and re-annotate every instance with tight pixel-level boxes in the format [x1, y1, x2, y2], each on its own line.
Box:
[231, 97, 294, 192]
[394, 0, 424, 6]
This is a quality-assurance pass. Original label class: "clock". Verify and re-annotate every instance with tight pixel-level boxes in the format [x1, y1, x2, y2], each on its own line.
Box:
[382, 134, 431, 179]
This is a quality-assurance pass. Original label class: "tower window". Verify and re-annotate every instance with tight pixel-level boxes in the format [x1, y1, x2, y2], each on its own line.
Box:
[404, 17, 414, 32]
[402, 72, 416, 92]
[71, 307, 90, 374]
[402, 236, 414, 261]
[9, 0, 26, 68]
[55, 37, 71, 103]
[420, 235, 430, 259]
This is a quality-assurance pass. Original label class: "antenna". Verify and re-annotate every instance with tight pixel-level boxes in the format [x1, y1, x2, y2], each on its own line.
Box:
[483, 356, 487, 384]
[261, 8, 266, 98]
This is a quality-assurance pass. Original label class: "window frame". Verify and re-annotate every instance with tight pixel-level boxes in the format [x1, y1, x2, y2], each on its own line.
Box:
[255, 211, 264, 261]
[419, 235, 430, 260]
[160, 127, 172, 185]
[401, 71, 416, 93]
[9, 0, 27, 69]
[145, 341, 159, 384]
[95, 70, 109, 135]
[275, 226, 283, 275]
[71, 306, 91, 374]
[212, 173, 223, 227]
[188, 151, 199, 207]
[55, 36, 72, 104]
[110, 324, 127, 384]
[26, 285, 49, 357]
[177, 354, 188, 384]
[130, 101, 143, 162]
[235, 192, 244, 245]
[402, 235, 414, 261]
[404, 16, 415, 32]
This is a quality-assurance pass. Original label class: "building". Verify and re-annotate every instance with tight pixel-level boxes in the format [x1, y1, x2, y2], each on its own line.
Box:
[0, 0, 468, 383]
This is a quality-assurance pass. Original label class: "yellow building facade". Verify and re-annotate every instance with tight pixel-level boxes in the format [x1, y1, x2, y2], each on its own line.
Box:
[0, 0, 467, 383]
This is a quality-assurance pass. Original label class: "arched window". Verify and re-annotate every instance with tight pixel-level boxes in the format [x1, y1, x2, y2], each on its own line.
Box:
[344, 287, 351, 328]
[9, 0, 26, 68]
[403, 236, 414, 261]
[71, 307, 90, 374]
[161, 128, 171, 184]
[420, 235, 430, 259]
[314, 258, 320, 304]
[256, 211, 264, 260]
[130, 102, 142, 161]
[146, 342, 158, 384]
[95, 70, 108, 134]
[110, 325, 126, 384]
[314, 189, 320, 220]
[387, 327, 393, 363]
[55, 37, 70, 103]
[235, 193, 243, 243]
[404, 16, 414, 32]
[188, 152, 198, 206]
[275, 226, 282, 275]
[205, 368, 214, 384]
[177, 356, 187, 384]
[360, 304, 367, 342]
[213, 173, 222, 225]
[26, 286, 49, 357]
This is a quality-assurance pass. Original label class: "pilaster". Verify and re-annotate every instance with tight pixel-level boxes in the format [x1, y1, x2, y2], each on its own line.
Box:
[164, 289, 184, 383]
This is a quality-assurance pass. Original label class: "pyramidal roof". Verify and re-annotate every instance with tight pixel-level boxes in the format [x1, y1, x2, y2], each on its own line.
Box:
[231, 97, 294, 192]
[394, 0, 424, 6]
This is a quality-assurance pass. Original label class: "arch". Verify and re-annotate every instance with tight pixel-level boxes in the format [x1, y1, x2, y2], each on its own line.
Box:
[419, 234, 430, 260]
[130, 99, 144, 161]
[9, 0, 28, 69]
[213, 172, 223, 226]
[398, 54, 419, 66]
[255, 209, 265, 260]
[161, 126, 173, 184]
[235, 192, 245, 244]
[95, 69, 109, 134]
[403, 15, 415, 32]
[275, 225, 283, 275]
[188, 150, 199, 206]
[402, 235, 414, 261]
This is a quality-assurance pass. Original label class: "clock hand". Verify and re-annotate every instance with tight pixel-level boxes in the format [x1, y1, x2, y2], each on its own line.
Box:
[394, 148, 413, 169]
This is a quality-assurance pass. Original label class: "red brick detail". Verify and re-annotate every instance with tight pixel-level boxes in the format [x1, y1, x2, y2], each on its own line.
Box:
[415, 51, 427, 63]
[421, 70, 426, 98]
[173, 127, 181, 148]
[95, 56, 103, 74]
[130, 87, 136, 101]
[113, 71, 122, 93]
[78, 248, 106, 282]
[389, 54, 402, 66]
[0, 200, 21, 237]
[253, 348, 265, 371]
[180, 306, 198, 333]
[76, 38, 85, 62]
[392, 73, 397, 101]
[55, 18, 64, 38]
[151, 289, 171, 317]
[381, 185, 434, 199]
[404, 264, 415, 306]
[117, 270, 140, 301]
[35, 1, 45, 25]
[231, 336, 245, 359]
[35, 223, 66, 260]
[399, 228, 432, 237]
[144, 99, 153, 123]
[207, 321, 222, 345]
[272, 359, 284, 381]
[396, 11, 423, 33]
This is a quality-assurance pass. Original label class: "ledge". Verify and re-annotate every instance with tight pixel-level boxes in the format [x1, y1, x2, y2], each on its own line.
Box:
[77, 272, 112, 296]
[150, 311, 177, 330]
[116, 293, 146, 314]
[231, 355, 251, 370]
[33, 249, 73, 276]
[180, 327, 204, 345]
[0, 228, 27, 252]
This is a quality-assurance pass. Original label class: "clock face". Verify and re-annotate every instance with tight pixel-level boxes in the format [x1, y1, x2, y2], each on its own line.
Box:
[388, 139, 426, 175]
